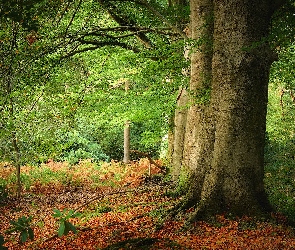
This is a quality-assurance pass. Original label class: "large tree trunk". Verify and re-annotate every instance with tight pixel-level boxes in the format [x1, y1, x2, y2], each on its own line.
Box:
[180, 0, 214, 192]
[172, 0, 283, 219]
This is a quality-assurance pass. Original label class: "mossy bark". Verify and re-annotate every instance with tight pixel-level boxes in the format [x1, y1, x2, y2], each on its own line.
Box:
[171, 87, 188, 181]
[171, 0, 284, 219]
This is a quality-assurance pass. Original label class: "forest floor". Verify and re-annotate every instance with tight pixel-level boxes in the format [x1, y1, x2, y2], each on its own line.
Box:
[1, 159, 295, 249]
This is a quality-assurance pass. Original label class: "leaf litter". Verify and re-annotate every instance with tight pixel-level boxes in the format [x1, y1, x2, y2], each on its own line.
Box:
[1, 159, 295, 249]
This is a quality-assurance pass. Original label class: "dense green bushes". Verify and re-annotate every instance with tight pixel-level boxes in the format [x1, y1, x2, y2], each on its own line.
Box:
[264, 42, 295, 223]
[56, 130, 109, 164]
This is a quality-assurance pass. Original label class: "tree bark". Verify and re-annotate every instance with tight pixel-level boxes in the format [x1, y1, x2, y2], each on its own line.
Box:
[123, 120, 130, 163]
[182, 0, 214, 174]
[172, 0, 284, 219]
[171, 87, 188, 181]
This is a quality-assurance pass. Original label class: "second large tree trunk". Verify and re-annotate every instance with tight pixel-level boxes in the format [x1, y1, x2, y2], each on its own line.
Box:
[172, 0, 281, 219]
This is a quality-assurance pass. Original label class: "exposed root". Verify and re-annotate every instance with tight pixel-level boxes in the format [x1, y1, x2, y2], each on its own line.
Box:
[185, 201, 211, 227]
[154, 195, 197, 231]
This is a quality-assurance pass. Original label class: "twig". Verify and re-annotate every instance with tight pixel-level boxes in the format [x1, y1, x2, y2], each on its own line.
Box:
[137, 0, 187, 39]
[63, 0, 83, 39]
[73, 188, 136, 213]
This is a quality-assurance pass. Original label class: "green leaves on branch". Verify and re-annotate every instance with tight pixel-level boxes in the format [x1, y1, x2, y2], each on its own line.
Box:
[56, 129, 109, 164]
[3, 208, 80, 246]
[6, 216, 34, 244]
[57, 221, 77, 237]
[52, 209, 80, 237]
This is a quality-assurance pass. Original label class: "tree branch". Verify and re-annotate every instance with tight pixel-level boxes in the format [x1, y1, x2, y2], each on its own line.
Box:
[62, 40, 140, 58]
[110, 0, 188, 39]
[78, 38, 140, 51]
[63, 0, 83, 38]
[138, 0, 187, 39]
[66, 26, 174, 41]
[98, 0, 153, 48]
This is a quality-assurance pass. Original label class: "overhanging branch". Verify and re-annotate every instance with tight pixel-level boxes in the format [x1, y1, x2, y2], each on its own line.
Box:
[109, 0, 188, 39]
[62, 40, 140, 58]
[67, 26, 175, 41]
[138, 0, 187, 39]
[98, 0, 153, 48]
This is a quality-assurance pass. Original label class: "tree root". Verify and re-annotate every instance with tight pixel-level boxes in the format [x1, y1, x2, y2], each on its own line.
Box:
[154, 195, 197, 231]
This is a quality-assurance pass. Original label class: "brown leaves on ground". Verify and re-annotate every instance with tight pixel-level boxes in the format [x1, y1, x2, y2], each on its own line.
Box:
[1, 159, 295, 249]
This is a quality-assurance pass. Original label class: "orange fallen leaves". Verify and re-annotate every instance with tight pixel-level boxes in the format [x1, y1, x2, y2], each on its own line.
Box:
[1, 159, 295, 249]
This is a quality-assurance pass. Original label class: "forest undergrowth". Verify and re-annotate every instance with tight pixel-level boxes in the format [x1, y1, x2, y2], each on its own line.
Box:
[1, 159, 295, 249]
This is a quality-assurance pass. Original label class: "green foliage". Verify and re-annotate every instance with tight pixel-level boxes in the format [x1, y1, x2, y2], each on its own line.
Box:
[6, 216, 34, 244]
[0, 235, 8, 250]
[172, 167, 191, 197]
[0, 0, 42, 31]
[264, 164, 295, 222]
[130, 122, 163, 158]
[0, 0, 189, 166]
[27, 166, 70, 186]
[56, 130, 109, 164]
[0, 184, 8, 204]
[0, 0, 70, 166]
[265, 20, 295, 222]
[96, 205, 112, 214]
[52, 208, 80, 237]
[80, 204, 113, 222]
[270, 45, 295, 92]
[267, 48, 295, 163]
[149, 206, 167, 224]
[58, 220, 77, 238]
[96, 125, 124, 161]
[271, 1, 295, 49]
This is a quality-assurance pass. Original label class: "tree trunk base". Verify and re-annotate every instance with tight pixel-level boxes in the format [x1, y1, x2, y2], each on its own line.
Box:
[165, 181, 272, 227]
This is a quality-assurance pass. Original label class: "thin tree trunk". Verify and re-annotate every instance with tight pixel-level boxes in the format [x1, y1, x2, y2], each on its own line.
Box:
[123, 120, 130, 163]
[9, 96, 22, 198]
[4, 21, 22, 199]
[12, 133, 21, 199]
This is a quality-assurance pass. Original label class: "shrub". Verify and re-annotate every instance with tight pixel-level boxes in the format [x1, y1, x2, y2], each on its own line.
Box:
[56, 130, 109, 164]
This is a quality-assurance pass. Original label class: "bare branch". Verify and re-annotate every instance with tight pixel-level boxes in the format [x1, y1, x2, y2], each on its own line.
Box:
[98, 0, 154, 48]
[77, 26, 173, 37]
[63, 0, 83, 38]
[62, 40, 140, 58]
[138, 0, 187, 39]
[109, 0, 188, 39]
